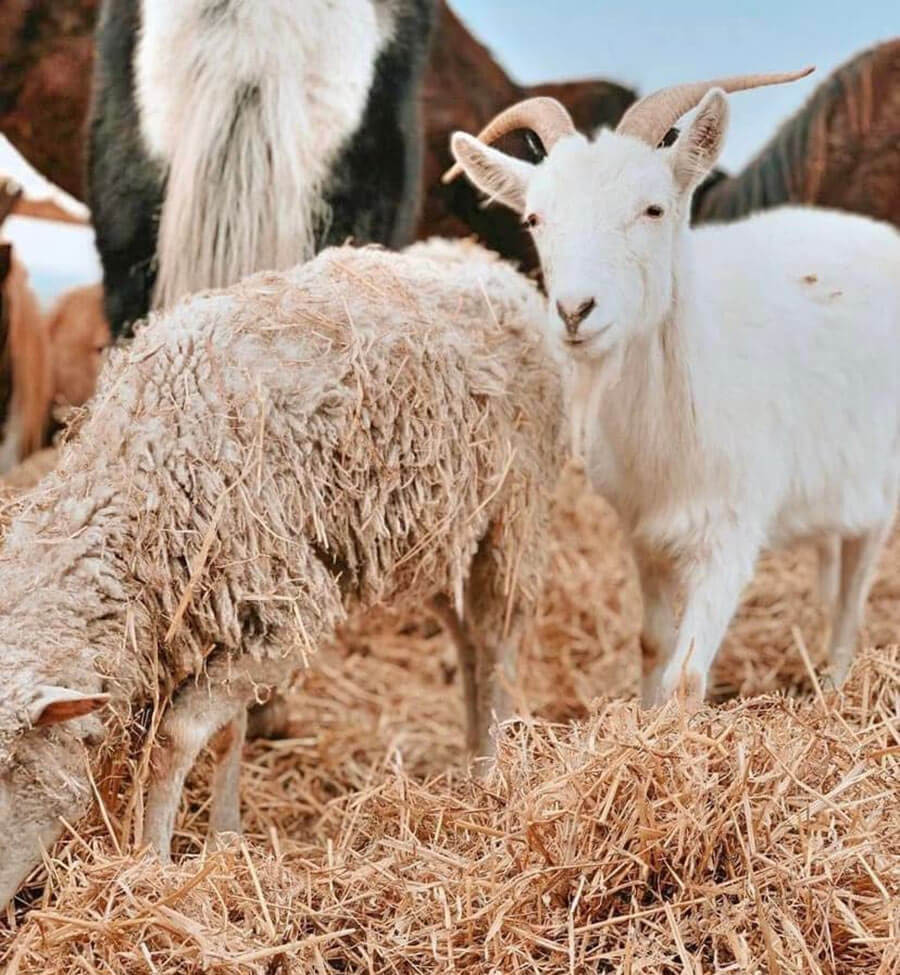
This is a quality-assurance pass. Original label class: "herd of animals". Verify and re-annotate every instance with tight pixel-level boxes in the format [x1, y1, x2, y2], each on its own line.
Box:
[0, 0, 898, 914]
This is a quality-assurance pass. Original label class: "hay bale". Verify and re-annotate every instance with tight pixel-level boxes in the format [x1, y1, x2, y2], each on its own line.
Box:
[2, 648, 897, 972]
[2, 464, 898, 971]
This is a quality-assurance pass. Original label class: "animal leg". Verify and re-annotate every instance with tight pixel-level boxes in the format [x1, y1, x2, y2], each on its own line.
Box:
[635, 552, 678, 707]
[828, 522, 891, 685]
[430, 594, 480, 755]
[208, 707, 248, 841]
[463, 527, 527, 762]
[816, 534, 841, 614]
[433, 523, 527, 761]
[653, 540, 758, 705]
[144, 680, 243, 862]
[144, 654, 292, 861]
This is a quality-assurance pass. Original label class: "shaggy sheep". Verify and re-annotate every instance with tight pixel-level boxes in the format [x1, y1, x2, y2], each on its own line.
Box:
[0, 240, 563, 909]
[89, 0, 437, 336]
[446, 72, 900, 705]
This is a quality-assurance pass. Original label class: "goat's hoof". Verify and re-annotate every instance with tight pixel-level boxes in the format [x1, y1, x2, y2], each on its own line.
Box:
[655, 667, 706, 710]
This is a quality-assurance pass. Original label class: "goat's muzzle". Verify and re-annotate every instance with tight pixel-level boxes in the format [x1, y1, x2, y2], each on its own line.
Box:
[557, 297, 596, 336]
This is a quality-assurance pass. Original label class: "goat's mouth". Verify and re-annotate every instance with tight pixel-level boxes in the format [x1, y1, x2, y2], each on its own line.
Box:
[562, 322, 613, 350]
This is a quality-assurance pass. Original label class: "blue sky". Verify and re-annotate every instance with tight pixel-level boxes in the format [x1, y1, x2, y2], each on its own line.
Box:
[449, 1, 897, 170]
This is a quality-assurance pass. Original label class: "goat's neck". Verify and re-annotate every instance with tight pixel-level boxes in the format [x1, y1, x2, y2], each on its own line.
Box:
[578, 232, 701, 523]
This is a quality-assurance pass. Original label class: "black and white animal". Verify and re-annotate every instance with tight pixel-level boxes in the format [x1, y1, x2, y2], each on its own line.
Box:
[89, 0, 436, 336]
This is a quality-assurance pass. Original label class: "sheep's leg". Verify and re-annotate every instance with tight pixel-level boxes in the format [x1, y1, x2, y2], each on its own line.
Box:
[827, 523, 890, 685]
[653, 541, 758, 705]
[430, 594, 480, 754]
[208, 707, 248, 840]
[816, 534, 841, 614]
[144, 683, 243, 862]
[635, 553, 678, 707]
[144, 654, 292, 860]
[433, 526, 525, 761]
[464, 529, 526, 762]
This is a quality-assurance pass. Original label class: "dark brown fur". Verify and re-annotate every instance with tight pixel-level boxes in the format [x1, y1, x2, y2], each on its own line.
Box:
[694, 40, 900, 228]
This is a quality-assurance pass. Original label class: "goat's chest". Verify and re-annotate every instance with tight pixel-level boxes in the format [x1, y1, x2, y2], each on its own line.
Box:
[135, 0, 382, 164]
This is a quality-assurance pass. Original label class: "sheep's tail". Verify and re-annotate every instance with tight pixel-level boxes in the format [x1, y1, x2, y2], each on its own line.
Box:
[153, 79, 327, 310]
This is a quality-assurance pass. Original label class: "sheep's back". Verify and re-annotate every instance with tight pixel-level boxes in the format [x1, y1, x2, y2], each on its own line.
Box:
[9, 243, 562, 700]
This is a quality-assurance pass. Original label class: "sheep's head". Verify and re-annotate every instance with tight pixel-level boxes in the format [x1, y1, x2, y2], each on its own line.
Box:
[0, 682, 108, 910]
[445, 69, 812, 362]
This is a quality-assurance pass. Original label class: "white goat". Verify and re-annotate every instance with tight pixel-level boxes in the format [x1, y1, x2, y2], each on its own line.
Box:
[446, 70, 900, 704]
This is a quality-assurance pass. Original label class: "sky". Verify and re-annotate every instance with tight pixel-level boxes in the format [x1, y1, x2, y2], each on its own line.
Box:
[0, 2, 896, 303]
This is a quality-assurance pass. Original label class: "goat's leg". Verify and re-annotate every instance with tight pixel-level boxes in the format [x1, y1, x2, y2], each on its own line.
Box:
[208, 708, 248, 840]
[816, 534, 841, 614]
[653, 541, 758, 705]
[635, 553, 678, 707]
[827, 522, 891, 685]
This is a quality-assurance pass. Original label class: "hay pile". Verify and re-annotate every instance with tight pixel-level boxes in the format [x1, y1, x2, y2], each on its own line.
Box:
[2, 465, 899, 972]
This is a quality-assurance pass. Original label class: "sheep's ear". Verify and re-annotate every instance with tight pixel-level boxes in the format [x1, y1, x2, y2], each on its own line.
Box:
[27, 686, 110, 728]
[671, 89, 729, 192]
[449, 132, 533, 214]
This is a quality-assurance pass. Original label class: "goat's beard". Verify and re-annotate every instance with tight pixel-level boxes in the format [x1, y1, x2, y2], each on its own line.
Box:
[566, 349, 624, 461]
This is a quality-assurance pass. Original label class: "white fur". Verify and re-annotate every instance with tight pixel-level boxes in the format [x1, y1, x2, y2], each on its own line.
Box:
[135, 0, 385, 307]
[451, 91, 900, 702]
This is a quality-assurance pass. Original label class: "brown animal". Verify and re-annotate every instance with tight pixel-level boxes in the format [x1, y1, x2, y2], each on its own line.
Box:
[0, 246, 53, 473]
[45, 283, 111, 408]
[693, 40, 900, 226]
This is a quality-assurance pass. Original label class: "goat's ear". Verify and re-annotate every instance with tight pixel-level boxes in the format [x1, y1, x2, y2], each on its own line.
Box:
[27, 686, 110, 728]
[0, 243, 11, 282]
[671, 89, 729, 192]
[449, 132, 533, 214]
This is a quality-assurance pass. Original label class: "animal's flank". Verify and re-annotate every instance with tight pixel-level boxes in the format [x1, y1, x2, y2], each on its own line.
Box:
[150, 65, 323, 308]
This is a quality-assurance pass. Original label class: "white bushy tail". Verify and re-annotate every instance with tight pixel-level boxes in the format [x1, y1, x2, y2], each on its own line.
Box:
[152, 80, 326, 310]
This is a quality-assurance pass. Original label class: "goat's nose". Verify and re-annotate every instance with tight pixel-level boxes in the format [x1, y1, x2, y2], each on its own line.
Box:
[556, 297, 596, 335]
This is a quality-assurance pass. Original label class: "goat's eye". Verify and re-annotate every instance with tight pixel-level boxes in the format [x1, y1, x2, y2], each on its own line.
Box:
[522, 213, 540, 230]
[644, 205, 664, 218]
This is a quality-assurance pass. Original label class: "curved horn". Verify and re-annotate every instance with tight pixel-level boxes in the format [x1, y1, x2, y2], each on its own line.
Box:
[442, 96, 576, 183]
[616, 67, 814, 147]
